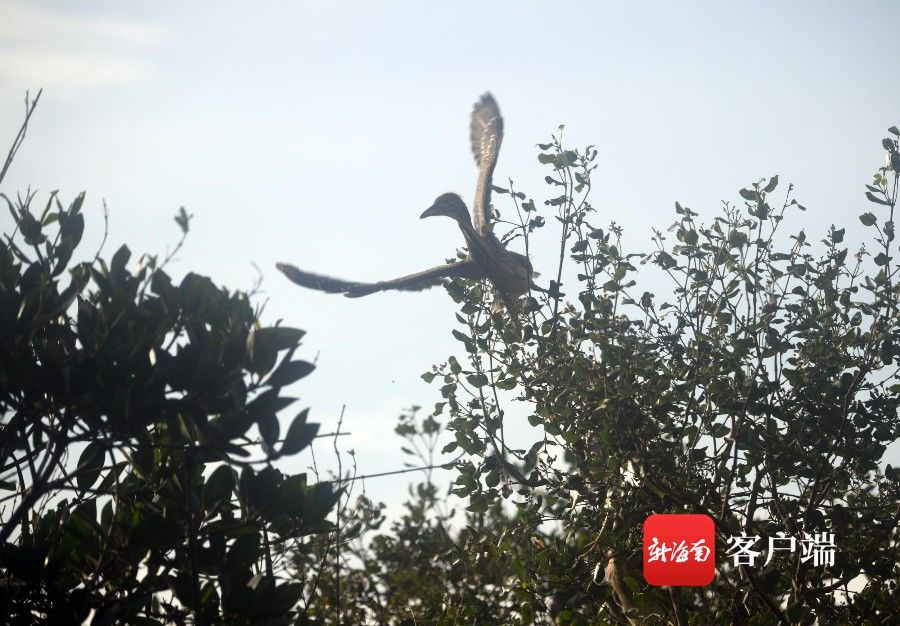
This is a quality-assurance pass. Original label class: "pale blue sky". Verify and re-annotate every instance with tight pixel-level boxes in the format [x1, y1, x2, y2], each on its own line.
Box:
[2, 1, 898, 512]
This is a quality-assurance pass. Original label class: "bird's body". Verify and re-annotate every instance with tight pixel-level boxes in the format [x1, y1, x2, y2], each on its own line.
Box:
[453, 212, 532, 310]
[277, 93, 533, 311]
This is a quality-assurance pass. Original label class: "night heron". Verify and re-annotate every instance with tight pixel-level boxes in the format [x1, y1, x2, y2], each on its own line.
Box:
[277, 93, 533, 312]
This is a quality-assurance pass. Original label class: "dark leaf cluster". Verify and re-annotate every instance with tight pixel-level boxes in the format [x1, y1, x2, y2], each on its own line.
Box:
[0, 184, 336, 624]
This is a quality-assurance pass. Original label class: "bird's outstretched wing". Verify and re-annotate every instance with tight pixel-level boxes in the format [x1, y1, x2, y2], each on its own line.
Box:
[276, 260, 483, 297]
[469, 93, 504, 236]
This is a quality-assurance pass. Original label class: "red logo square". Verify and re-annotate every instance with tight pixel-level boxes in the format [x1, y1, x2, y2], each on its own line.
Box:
[643, 514, 715, 586]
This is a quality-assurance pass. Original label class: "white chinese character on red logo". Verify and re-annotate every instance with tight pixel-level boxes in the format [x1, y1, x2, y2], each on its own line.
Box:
[673, 540, 691, 563]
[648, 537, 712, 564]
[690, 538, 711, 563]
[647, 537, 672, 563]
[726, 534, 761, 566]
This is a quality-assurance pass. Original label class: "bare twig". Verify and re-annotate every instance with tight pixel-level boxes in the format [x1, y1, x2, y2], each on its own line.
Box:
[332, 405, 345, 626]
[333, 456, 462, 484]
[0, 89, 41, 188]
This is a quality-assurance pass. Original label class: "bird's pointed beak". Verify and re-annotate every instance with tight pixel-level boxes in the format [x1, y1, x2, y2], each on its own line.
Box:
[420, 203, 443, 219]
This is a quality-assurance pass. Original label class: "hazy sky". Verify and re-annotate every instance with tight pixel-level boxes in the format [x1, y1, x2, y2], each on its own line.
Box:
[3, 1, 899, 514]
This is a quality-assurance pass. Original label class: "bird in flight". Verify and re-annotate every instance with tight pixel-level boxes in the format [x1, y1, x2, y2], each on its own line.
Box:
[277, 93, 533, 312]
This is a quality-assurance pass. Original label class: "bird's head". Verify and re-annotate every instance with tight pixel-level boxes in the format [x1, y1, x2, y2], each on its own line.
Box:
[420, 192, 471, 224]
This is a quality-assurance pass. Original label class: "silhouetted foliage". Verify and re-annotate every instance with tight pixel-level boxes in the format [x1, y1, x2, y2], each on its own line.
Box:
[304, 127, 900, 624]
[0, 98, 338, 625]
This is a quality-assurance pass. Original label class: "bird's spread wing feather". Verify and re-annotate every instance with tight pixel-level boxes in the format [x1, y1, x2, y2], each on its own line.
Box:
[469, 93, 503, 236]
[277, 260, 483, 297]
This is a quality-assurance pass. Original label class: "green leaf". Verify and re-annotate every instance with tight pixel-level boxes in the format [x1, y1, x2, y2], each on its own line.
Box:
[267, 359, 315, 387]
[258, 412, 279, 448]
[859, 212, 877, 226]
[655, 251, 677, 269]
[547, 195, 567, 206]
[466, 373, 489, 387]
[831, 228, 845, 244]
[68, 191, 86, 215]
[203, 465, 235, 511]
[52, 236, 76, 277]
[728, 230, 748, 248]
[890, 126, 900, 137]
[59, 213, 84, 246]
[111, 244, 130, 276]
[866, 191, 891, 206]
[247, 389, 296, 424]
[466, 494, 488, 513]
[280, 409, 319, 456]
[252, 327, 306, 354]
[739, 188, 758, 201]
[571, 239, 589, 253]
[528, 215, 545, 230]
[763, 175, 779, 193]
[678, 228, 699, 246]
[227, 531, 261, 571]
[247, 327, 307, 375]
[174, 206, 193, 233]
[452, 329, 471, 344]
[303, 483, 341, 523]
[76, 441, 105, 491]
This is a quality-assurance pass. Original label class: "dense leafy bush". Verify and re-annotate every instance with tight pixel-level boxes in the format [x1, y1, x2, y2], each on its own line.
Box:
[0, 99, 338, 625]
[307, 127, 900, 624]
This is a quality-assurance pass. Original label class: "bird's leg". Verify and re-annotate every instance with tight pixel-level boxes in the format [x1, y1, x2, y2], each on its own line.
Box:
[497, 293, 524, 337]
[490, 293, 506, 315]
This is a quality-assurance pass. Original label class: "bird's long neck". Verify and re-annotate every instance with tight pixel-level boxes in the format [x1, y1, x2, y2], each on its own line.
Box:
[452, 211, 483, 250]
[457, 218, 478, 242]
[457, 216, 505, 267]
